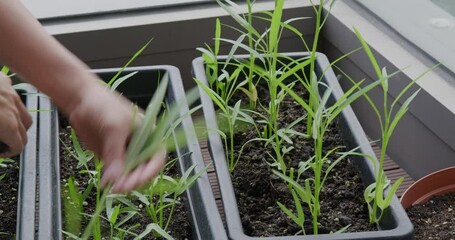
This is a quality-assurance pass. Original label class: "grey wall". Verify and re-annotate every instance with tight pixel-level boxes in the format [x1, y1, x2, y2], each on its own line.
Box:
[321, 1, 455, 179]
[51, 6, 315, 90]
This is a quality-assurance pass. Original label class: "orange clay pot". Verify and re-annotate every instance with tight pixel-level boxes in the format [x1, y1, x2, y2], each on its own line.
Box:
[401, 166, 455, 209]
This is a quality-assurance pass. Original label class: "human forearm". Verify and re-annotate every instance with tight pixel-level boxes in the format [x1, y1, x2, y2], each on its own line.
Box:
[0, 0, 99, 114]
[0, 1, 166, 192]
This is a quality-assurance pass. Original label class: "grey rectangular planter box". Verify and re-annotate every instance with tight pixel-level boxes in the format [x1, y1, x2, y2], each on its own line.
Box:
[192, 52, 414, 240]
[37, 66, 227, 240]
[15, 84, 38, 240]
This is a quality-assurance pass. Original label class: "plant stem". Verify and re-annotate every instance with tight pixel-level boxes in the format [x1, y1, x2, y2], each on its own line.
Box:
[81, 188, 109, 240]
[372, 137, 388, 223]
[229, 123, 235, 172]
[247, 0, 256, 109]
[306, 0, 324, 137]
[164, 195, 178, 231]
[312, 135, 323, 235]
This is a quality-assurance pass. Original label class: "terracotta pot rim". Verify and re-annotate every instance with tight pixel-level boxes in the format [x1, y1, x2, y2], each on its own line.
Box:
[400, 166, 455, 209]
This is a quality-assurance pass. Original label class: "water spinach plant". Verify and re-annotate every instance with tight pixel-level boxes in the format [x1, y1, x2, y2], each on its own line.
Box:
[57, 40, 206, 239]
[347, 28, 437, 224]
[62, 73, 203, 239]
[276, 52, 386, 233]
[199, 0, 317, 173]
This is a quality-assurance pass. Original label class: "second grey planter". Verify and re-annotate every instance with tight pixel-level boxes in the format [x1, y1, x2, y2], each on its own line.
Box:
[192, 52, 414, 240]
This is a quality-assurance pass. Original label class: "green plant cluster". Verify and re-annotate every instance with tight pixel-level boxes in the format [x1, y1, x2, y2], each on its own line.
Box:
[196, 0, 427, 235]
[61, 41, 204, 240]
[62, 135, 202, 240]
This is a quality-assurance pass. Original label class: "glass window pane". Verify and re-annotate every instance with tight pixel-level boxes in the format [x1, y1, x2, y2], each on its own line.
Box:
[358, 0, 455, 75]
[432, 0, 455, 16]
[21, 0, 213, 20]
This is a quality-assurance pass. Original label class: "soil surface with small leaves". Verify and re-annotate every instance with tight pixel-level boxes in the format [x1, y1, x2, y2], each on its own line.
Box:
[0, 156, 19, 238]
[228, 84, 377, 236]
[59, 118, 192, 239]
[407, 192, 455, 240]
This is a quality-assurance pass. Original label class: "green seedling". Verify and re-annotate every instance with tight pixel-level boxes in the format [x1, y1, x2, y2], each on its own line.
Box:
[79, 78, 203, 239]
[63, 177, 86, 236]
[197, 18, 258, 105]
[303, 0, 336, 137]
[124, 73, 201, 172]
[0, 157, 14, 181]
[246, 0, 257, 108]
[196, 77, 254, 172]
[61, 36, 204, 239]
[349, 27, 437, 224]
[132, 156, 206, 239]
[105, 193, 141, 239]
[60, 128, 94, 171]
[280, 61, 386, 233]
[273, 145, 368, 235]
[107, 39, 153, 86]
[206, 0, 315, 174]
[133, 223, 174, 240]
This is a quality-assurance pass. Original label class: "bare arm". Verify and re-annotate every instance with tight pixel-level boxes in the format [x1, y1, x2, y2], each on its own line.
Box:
[0, 0, 97, 114]
[0, 0, 165, 192]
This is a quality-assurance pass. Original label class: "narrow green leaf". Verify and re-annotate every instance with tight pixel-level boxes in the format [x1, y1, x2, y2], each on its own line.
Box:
[353, 27, 382, 80]
[1, 66, 9, 74]
[276, 57, 312, 83]
[278, 82, 314, 118]
[391, 64, 439, 111]
[333, 224, 351, 234]
[382, 67, 389, 93]
[215, 0, 261, 39]
[273, 170, 312, 204]
[197, 47, 216, 62]
[109, 205, 121, 224]
[195, 77, 227, 113]
[177, 164, 208, 196]
[110, 71, 138, 91]
[107, 38, 153, 86]
[132, 191, 150, 206]
[230, 100, 242, 126]
[327, 78, 383, 124]
[364, 183, 375, 203]
[135, 88, 200, 164]
[269, 0, 284, 53]
[215, 18, 221, 55]
[277, 201, 301, 225]
[117, 212, 137, 227]
[81, 182, 94, 202]
[134, 223, 175, 240]
[217, 37, 265, 63]
[387, 89, 420, 139]
[382, 177, 404, 209]
[124, 73, 169, 171]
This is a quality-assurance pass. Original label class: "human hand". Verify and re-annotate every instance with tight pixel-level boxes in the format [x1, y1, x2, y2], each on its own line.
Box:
[66, 82, 166, 193]
[0, 73, 32, 157]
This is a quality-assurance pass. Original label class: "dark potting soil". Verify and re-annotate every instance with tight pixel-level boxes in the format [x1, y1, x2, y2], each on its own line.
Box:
[59, 120, 192, 239]
[0, 156, 19, 238]
[407, 192, 455, 240]
[229, 84, 376, 236]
